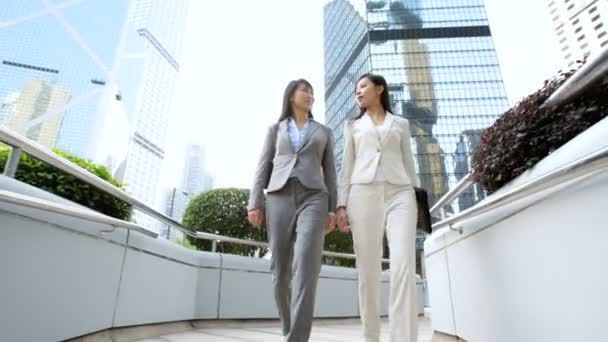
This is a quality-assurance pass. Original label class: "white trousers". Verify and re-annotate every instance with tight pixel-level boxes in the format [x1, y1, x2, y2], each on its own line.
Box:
[348, 183, 418, 342]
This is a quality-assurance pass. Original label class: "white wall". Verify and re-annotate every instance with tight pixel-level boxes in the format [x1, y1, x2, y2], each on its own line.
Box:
[424, 117, 608, 341]
[0, 185, 387, 342]
[0, 202, 127, 342]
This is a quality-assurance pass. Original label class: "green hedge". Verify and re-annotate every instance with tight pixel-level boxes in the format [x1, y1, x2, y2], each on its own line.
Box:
[182, 188, 269, 256]
[0, 148, 132, 220]
[323, 230, 355, 267]
[471, 63, 608, 193]
[182, 187, 357, 265]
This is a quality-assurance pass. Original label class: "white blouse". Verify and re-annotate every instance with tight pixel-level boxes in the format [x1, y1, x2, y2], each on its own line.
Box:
[372, 116, 390, 182]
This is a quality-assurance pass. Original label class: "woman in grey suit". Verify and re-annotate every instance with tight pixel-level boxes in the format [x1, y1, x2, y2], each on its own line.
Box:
[247, 79, 337, 342]
[337, 73, 420, 342]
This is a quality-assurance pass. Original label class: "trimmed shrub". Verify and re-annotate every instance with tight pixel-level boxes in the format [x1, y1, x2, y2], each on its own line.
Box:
[182, 188, 269, 257]
[0, 149, 131, 220]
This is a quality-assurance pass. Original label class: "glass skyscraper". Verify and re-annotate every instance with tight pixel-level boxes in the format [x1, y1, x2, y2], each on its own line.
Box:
[1, 1, 189, 233]
[115, 0, 190, 233]
[182, 144, 214, 196]
[0, 2, 132, 160]
[547, 0, 608, 67]
[324, 0, 509, 212]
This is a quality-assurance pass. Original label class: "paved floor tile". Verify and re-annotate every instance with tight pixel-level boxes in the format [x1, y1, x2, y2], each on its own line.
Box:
[135, 317, 434, 342]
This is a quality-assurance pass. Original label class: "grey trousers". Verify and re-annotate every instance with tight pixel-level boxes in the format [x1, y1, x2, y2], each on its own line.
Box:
[266, 178, 327, 342]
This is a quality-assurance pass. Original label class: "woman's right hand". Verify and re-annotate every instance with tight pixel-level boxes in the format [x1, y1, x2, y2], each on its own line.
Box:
[336, 207, 350, 233]
[248, 209, 264, 229]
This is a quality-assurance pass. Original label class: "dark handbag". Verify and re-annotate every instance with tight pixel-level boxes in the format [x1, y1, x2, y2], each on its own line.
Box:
[414, 187, 432, 234]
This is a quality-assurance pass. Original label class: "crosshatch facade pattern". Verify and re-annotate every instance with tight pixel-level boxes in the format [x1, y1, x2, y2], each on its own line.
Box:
[323, 0, 509, 213]
[1, 1, 189, 234]
[0, 2, 131, 159]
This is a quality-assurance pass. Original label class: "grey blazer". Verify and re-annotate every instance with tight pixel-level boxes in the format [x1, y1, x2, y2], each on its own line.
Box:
[248, 119, 337, 213]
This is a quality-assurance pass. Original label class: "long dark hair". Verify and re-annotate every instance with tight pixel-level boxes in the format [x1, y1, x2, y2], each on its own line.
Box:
[353, 73, 392, 120]
[278, 79, 314, 122]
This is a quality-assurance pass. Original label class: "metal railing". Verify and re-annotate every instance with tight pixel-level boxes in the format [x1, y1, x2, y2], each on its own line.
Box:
[432, 146, 608, 234]
[0, 127, 381, 262]
[431, 46, 608, 232]
[542, 46, 608, 108]
[429, 173, 473, 219]
[0, 189, 157, 238]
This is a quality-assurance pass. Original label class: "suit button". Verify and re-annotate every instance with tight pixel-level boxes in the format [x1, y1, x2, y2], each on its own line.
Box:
[377, 148, 381, 153]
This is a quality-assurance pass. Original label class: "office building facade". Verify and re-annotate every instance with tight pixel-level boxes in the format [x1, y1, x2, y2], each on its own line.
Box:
[182, 144, 214, 196]
[324, 0, 509, 211]
[3, 78, 71, 149]
[0, 2, 132, 160]
[1, 1, 190, 233]
[547, 0, 608, 66]
[116, 0, 190, 233]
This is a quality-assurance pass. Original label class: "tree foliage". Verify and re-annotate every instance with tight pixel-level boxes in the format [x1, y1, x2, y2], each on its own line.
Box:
[182, 188, 269, 257]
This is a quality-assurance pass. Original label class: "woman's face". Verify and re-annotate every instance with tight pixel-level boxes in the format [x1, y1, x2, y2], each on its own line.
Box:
[356, 77, 382, 110]
[291, 83, 314, 113]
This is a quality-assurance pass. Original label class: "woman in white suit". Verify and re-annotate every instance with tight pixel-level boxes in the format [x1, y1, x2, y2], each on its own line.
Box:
[336, 73, 420, 342]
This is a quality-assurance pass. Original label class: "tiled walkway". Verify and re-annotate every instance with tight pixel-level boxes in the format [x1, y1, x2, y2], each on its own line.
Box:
[135, 317, 437, 342]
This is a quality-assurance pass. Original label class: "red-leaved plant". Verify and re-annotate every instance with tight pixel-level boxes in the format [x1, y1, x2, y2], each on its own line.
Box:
[471, 60, 608, 193]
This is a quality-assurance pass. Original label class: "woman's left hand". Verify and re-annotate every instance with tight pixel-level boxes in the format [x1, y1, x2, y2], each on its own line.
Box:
[324, 212, 336, 235]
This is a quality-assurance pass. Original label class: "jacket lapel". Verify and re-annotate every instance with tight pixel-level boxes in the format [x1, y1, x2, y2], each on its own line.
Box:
[297, 120, 320, 153]
[362, 114, 381, 149]
[278, 119, 295, 154]
[363, 112, 394, 148]
[379, 113, 394, 147]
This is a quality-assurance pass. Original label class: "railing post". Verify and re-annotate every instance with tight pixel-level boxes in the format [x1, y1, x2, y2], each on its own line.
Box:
[421, 252, 427, 279]
[440, 208, 446, 219]
[211, 240, 217, 253]
[3, 147, 22, 178]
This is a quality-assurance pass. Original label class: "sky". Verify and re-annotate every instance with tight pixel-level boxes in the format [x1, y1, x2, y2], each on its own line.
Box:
[159, 0, 564, 194]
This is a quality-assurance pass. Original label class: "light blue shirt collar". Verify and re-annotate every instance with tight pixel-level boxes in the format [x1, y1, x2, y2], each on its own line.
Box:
[287, 117, 311, 152]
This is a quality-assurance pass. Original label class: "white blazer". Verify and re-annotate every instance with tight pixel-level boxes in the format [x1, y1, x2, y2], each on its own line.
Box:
[337, 112, 420, 208]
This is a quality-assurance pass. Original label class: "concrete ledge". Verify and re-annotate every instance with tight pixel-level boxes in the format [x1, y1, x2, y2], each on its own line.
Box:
[320, 264, 358, 279]
[0, 175, 86, 209]
[127, 230, 202, 266]
[221, 252, 270, 272]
